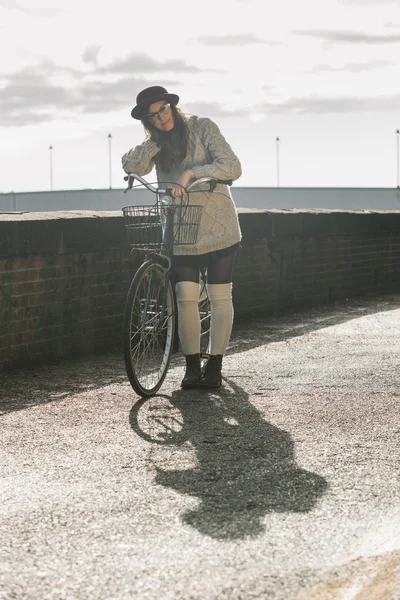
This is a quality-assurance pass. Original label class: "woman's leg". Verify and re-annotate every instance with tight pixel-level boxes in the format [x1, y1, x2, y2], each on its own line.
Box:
[174, 265, 201, 388]
[206, 250, 236, 355]
[200, 251, 237, 388]
[206, 282, 233, 355]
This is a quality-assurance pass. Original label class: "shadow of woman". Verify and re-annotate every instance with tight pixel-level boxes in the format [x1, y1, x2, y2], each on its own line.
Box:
[130, 379, 328, 541]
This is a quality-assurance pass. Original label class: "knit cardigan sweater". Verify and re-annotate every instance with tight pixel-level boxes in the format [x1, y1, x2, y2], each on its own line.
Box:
[121, 115, 242, 255]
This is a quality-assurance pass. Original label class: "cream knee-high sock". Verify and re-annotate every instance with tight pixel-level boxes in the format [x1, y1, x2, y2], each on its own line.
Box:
[175, 281, 201, 355]
[207, 283, 233, 355]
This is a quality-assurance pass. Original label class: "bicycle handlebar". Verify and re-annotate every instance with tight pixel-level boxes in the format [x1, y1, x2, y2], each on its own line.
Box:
[123, 173, 232, 194]
[123, 173, 158, 193]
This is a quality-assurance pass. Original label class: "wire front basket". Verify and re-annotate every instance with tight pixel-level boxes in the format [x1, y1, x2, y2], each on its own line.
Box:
[122, 203, 203, 249]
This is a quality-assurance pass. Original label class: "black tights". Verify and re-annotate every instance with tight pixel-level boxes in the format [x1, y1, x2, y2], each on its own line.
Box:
[174, 252, 236, 284]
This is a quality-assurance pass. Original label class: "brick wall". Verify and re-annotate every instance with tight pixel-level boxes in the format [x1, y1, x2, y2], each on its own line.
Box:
[1, 209, 400, 370]
[0, 212, 139, 370]
[233, 210, 400, 316]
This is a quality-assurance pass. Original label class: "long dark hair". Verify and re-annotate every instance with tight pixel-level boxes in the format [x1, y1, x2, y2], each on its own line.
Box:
[142, 104, 189, 172]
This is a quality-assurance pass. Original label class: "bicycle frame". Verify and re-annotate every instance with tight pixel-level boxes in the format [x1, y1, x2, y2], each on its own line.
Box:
[157, 202, 175, 329]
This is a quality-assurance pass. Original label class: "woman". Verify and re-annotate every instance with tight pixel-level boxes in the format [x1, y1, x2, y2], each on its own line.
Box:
[121, 85, 242, 389]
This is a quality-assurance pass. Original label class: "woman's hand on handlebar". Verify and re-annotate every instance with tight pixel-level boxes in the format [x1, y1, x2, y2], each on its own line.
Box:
[171, 169, 195, 200]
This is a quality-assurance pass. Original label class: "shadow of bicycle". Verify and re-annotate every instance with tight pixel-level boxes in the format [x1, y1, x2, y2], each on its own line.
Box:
[129, 378, 328, 540]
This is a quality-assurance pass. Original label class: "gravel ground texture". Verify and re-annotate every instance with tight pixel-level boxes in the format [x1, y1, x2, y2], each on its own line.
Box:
[1, 293, 400, 600]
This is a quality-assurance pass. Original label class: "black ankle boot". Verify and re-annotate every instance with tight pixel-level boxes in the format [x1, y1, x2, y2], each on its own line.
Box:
[181, 354, 201, 389]
[199, 355, 223, 389]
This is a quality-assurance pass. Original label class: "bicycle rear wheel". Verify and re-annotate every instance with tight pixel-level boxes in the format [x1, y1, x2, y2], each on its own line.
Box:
[124, 260, 176, 397]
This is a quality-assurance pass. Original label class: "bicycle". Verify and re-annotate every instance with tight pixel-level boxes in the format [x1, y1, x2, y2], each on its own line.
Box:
[122, 173, 232, 397]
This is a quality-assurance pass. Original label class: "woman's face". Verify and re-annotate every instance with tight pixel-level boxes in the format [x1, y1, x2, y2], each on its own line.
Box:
[147, 101, 174, 131]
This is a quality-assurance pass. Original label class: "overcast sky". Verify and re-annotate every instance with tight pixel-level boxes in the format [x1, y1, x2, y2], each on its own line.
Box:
[1, 0, 400, 192]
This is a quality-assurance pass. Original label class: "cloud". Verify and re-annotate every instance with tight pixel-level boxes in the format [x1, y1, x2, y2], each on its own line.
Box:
[82, 46, 102, 68]
[309, 59, 393, 73]
[337, 0, 399, 4]
[0, 0, 66, 16]
[184, 102, 251, 118]
[77, 77, 179, 114]
[0, 71, 69, 126]
[0, 49, 226, 126]
[195, 33, 278, 46]
[0, 62, 181, 127]
[293, 29, 400, 44]
[0, 60, 84, 82]
[260, 93, 400, 115]
[99, 52, 224, 75]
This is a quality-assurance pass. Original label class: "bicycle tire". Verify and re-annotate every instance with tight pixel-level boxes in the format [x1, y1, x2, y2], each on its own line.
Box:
[199, 273, 211, 355]
[123, 260, 176, 397]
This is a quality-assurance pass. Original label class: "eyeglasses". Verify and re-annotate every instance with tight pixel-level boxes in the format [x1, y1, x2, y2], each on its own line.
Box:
[147, 103, 171, 123]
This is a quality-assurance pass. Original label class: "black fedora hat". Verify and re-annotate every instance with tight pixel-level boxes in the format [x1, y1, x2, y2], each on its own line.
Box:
[131, 85, 179, 120]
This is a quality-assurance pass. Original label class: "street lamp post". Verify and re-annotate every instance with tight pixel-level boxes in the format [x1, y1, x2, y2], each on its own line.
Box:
[396, 129, 399, 188]
[49, 145, 53, 191]
[108, 133, 112, 189]
[276, 137, 280, 187]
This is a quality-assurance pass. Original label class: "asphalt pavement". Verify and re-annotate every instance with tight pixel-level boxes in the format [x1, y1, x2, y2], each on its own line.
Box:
[1, 293, 400, 600]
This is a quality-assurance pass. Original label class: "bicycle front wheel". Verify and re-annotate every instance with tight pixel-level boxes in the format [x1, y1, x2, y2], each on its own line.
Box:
[123, 260, 176, 397]
[199, 269, 211, 355]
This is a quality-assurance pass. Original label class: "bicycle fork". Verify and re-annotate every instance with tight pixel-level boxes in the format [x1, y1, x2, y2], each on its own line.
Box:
[139, 258, 172, 333]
